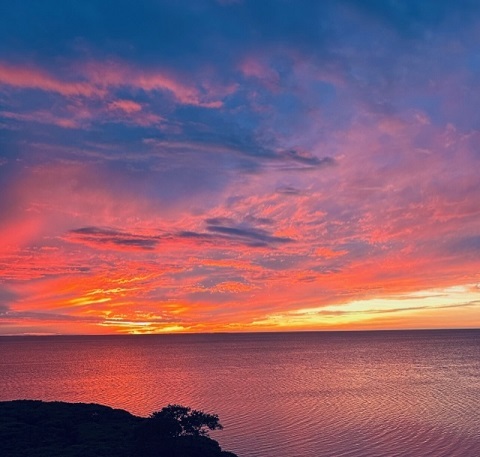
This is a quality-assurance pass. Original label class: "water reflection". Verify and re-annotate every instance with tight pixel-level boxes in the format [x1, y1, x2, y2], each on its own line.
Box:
[1, 330, 479, 456]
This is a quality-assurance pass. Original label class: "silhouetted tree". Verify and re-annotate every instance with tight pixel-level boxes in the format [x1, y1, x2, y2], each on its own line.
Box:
[150, 404, 223, 437]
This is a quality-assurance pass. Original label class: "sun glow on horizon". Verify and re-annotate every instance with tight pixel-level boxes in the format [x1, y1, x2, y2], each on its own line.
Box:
[247, 284, 480, 332]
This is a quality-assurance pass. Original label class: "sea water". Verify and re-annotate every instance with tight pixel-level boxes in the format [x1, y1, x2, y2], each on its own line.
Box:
[1, 330, 479, 456]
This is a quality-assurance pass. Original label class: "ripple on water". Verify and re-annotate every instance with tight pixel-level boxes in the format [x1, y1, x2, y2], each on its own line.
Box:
[0, 330, 479, 457]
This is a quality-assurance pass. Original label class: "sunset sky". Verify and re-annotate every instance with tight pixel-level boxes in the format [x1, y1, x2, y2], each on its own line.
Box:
[1, 0, 479, 335]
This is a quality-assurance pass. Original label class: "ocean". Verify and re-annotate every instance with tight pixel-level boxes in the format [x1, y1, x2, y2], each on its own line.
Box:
[1, 330, 479, 456]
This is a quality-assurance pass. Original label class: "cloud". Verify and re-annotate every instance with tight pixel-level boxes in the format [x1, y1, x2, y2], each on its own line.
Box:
[67, 227, 159, 251]
[315, 247, 348, 259]
[204, 217, 235, 226]
[0, 63, 100, 96]
[178, 218, 295, 249]
[108, 99, 142, 113]
[0, 60, 227, 108]
[206, 224, 293, 246]
[1, 1, 480, 334]
[1, 110, 80, 129]
[81, 60, 225, 107]
[447, 235, 480, 253]
[364, 300, 480, 315]
[66, 219, 294, 253]
[281, 150, 336, 168]
[0, 309, 102, 323]
[0, 303, 11, 314]
[142, 138, 336, 175]
[275, 186, 303, 195]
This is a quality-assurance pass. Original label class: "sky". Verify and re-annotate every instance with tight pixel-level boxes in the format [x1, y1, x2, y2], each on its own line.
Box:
[1, 0, 479, 335]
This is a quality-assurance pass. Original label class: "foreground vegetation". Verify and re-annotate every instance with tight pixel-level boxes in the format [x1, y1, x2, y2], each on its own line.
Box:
[0, 400, 238, 457]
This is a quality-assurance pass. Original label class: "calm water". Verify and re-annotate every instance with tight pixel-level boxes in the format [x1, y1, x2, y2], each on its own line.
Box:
[1, 330, 479, 456]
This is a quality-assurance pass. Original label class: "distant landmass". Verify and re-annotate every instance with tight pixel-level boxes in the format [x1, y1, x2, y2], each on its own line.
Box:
[0, 400, 238, 457]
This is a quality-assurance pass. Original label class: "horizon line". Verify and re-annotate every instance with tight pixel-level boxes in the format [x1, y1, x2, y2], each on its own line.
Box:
[1, 327, 479, 337]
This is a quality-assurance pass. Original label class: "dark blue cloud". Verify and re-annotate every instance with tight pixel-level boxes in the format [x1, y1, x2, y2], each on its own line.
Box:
[207, 224, 293, 245]
[68, 227, 159, 250]
[447, 236, 480, 254]
[275, 186, 303, 196]
[179, 219, 295, 248]
[0, 288, 18, 310]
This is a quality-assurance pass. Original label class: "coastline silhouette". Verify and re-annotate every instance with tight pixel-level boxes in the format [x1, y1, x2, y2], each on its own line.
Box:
[0, 400, 238, 457]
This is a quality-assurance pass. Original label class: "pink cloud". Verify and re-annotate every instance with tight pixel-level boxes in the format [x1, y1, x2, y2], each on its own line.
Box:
[2, 98, 164, 130]
[240, 56, 280, 91]
[0, 110, 80, 128]
[2, 100, 480, 333]
[0, 62, 101, 97]
[81, 60, 225, 107]
[105, 100, 164, 126]
[108, 99, 142, 113]
[0, 60, 228, 108]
